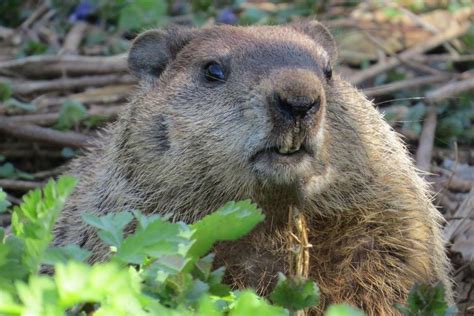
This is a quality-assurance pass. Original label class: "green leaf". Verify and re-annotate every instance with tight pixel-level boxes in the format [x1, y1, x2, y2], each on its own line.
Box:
[0, 81, 12, 101]
[118, 0, 167, 31]
[0, 163, 15, 178]
[199, 295, 224, 316]
[10, 176, 77, 275]
[82, 211, 133, 248]
[0, 162, 33, 180]
[42, 245, 91, 265]
[54, 100, 87, 131]
[116, 216, 193, 265]
[0, 235, 29, 286]
[4, 98, 36, 112]
[189, 200, 264, 261]
[60, 147, 76, 158]
[325, 304, 365, 316]
[396, 283, 454, 316]
[230, 291, 287, 316]
[19, 40, 49, 56]
[270, 273, 319, 311]
[239, 8, 269, 25]
[0, 188, 11, 213]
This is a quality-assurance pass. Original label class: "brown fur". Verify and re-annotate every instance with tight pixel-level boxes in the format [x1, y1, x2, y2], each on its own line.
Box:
[53, 22, 453, 315]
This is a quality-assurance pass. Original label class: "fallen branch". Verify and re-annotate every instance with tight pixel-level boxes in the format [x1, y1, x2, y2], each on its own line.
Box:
[32, 84, 133, 111]
[350, 22, 470, 86]
[6, 105, 123, 126]
[0, 149, 64, 159]
[363, 74, 450, 97]
[0, 54, 128, 78]
[413, 54, 474, 63]
[61, 21, 88, 54]
[0, 179, 44, 191]
[415, 106, 437, 172]
[12, 74, 136, 95]
[0, 116, 91, 148]
[426, 75, 474, 102]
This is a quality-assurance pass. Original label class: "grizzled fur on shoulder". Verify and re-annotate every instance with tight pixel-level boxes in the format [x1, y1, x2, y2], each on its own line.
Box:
[53, 21, 453, 315]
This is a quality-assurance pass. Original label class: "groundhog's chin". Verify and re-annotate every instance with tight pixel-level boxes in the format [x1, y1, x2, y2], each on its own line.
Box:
[250, 148, 314, 184]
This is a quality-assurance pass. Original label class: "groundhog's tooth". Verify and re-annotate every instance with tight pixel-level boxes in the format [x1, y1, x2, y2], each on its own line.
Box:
[278, 146, 290, 154]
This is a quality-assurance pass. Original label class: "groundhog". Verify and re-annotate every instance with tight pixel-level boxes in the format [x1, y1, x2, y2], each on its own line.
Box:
[53, 21, 453, 315]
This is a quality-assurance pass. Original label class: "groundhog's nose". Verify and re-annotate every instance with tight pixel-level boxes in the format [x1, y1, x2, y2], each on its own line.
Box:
[274, 93, 321, 121]
[267, 69, 324, 123]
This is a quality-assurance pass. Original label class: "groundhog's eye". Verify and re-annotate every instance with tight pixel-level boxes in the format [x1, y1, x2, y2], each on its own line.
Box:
[323, 64, 332, 81]
[204, 62, 226, 82]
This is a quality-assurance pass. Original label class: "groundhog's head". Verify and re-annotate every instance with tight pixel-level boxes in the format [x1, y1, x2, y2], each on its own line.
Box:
[126, 21, 340, 196]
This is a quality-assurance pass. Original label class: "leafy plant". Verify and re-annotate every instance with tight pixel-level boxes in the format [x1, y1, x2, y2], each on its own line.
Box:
[0, 188, 11, 213]
[0, 156, 33, 180]
[395, 283, 457, 316]
[0, 82, 12, 102]
[0, 177, 454, 315]
[270, 273, 319, 312]
[54, 100, 87, 131]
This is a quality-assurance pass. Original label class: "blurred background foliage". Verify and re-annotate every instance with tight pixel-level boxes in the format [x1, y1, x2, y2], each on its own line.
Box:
[0, 0, 472, 149]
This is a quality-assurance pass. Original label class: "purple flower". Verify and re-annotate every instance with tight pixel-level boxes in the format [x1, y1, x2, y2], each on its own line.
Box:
[69, 0, 96, 23]
[217, 8, 238, 25]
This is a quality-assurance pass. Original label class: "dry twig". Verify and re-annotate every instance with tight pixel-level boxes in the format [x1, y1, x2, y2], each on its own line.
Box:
[0, 54, 127, 78]
[61, 21, 89, 55]
[350, 22, 470, 85]
[415, 106, 437, 172]
[0, 179, 44, 191]
[12, 74, 136, 95]
[0, 116, 91, 148]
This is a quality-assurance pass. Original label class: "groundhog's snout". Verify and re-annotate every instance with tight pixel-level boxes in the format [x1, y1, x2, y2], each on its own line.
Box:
[267, 69, 325, 126]
[252, 69, 326, 159]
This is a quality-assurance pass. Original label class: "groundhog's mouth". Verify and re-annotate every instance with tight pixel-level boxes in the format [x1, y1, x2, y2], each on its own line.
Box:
[250, 145, 310, 164]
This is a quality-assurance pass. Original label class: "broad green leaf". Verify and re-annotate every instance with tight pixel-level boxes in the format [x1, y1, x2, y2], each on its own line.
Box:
[0, 162, 33, 180]
[0, 290, 23, 314]
[189, 200, 264, 260]
[230, 291, 287, 316]
[325, 304, 365, 316]
[54, 100, 87, 131]
[270, 273, 319, 311]
[396, 283, 454, 316]
[82, 211, 133, 248]
[199, 295, 223, 316]
[0, 163, 15, 178]
[118, 0, 167, 31]
[11, 176, 77, 274]
[43, 245, 91, 265]
[116, 216, 193, 265]
[0, 81, 12, 101]
[0, 188, 11, 213]
[15, 276, 63, 316]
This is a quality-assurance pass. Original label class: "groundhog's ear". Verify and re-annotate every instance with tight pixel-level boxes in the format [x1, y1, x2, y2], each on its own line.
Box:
[128, 27, 195, 80]
[289, 20, 338, 62]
